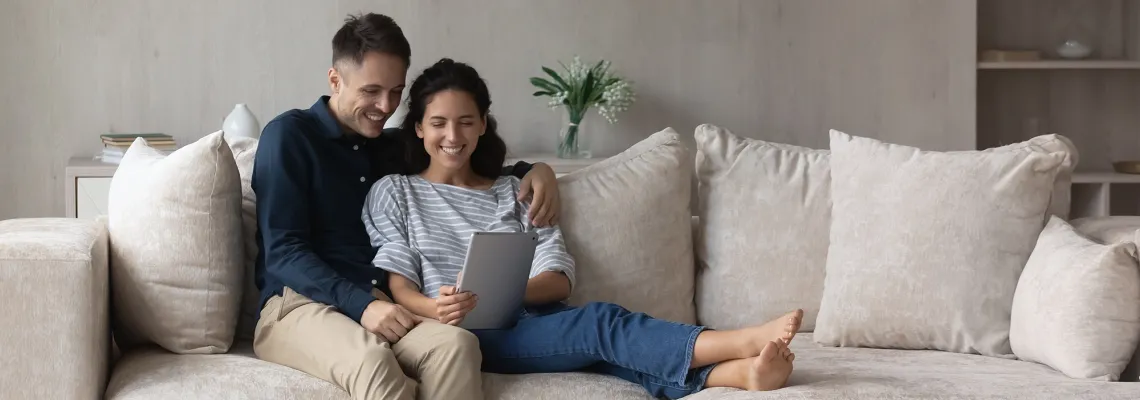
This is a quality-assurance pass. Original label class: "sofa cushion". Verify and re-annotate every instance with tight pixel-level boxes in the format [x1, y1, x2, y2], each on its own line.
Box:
[814, 130, 1067, 356]
[1010, 216, 1140, 381]
[108, 131, 244, 354]
[693, 124, 830, 331]
[1071, 216, 1140, 382]
[684, 334, 1140, 399]
[106, 341, 652, 400]
[558, 128, 696, 324]
[228, 137, 261, 341]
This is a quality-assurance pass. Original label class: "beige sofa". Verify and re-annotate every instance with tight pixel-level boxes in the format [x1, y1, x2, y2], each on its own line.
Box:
[4, 126, 1140, 399]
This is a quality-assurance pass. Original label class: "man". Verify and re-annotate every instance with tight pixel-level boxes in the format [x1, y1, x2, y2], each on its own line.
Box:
[250, 13, 562, 400]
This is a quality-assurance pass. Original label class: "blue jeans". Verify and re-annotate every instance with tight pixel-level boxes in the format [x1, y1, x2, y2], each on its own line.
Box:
[470, 302, 715, 399]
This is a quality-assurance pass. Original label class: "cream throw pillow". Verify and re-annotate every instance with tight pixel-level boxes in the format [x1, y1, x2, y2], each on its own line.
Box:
[228, 137, 260, 341]
[814, 130, 1066, 356]
[108, 131, 244, 354]
[1010, 216, 1140, 381]
[694, 124, 830, 331]
[1070, 216, 1140, 382]
[559, 128, 696, 324]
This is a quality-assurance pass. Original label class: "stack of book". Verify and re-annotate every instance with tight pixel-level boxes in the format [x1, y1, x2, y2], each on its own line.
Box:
[99, 133, 177, 164]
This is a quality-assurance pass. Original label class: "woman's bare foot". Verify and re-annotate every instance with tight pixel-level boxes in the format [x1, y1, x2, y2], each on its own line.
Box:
[704, 340, 795, 391]
[748, 340, 794, 391]
[741, 309, 802, 357]
[691, 309, 803, 367]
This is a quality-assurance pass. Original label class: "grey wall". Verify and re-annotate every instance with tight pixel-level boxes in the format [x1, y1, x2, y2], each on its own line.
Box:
[0, 0, 977, 219]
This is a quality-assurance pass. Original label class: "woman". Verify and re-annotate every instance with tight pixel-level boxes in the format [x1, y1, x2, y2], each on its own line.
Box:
[362, 58, 800, 398]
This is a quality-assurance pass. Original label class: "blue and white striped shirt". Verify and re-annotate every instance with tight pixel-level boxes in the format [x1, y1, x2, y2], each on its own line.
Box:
[362, 174, 576, 299]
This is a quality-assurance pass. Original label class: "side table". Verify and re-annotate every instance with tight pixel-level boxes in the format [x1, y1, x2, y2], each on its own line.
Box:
[65, 157, 118, 219]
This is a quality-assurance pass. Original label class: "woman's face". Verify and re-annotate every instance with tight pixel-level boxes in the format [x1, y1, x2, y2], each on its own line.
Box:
[416, 89, 485, 172]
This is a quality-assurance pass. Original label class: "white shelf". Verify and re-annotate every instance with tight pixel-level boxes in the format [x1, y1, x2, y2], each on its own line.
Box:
[1073, 172, 1140, 184]
[978, 60, 1140, 70]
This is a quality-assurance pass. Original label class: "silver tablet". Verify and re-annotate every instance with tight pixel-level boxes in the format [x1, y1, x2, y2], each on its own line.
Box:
[455, 231, 538, 330]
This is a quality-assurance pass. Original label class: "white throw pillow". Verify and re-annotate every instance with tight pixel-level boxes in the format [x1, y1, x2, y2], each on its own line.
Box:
[228, 137, 260, 341]
[558, 128, 696, 324]
[1070, 216, 1140, 382]
[694, 124, 830, 331]
[108, 131, 244, 354]
[1010, 216, 1140, 380]
[814, 130, 1066, 356]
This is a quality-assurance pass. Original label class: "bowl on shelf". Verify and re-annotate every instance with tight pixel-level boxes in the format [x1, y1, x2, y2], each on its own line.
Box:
[1112, 161, 1140, 174]
[1057, 40, 1093, 59]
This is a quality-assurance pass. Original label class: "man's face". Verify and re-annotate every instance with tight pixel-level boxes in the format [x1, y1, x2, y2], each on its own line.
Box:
[328, 51, 407, 138]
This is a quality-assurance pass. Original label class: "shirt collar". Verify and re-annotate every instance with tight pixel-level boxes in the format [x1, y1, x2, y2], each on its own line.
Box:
[310, 96, 347, 140]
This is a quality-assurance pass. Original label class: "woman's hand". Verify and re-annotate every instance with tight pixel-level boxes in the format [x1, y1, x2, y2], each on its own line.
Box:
[436, 285, 478, 326]
[519, 163, 560, 227]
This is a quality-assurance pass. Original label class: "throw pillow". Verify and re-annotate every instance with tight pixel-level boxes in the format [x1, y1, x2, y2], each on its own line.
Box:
[108, 131, 244, 354]
[693, 124, 830, 331]
[228, 137, 260, 341]
[558, 128, 696, 324]
[1010, 216, 1140, 380]
[814, 130, 1066, 356]
[1070, 216, 1140, 382]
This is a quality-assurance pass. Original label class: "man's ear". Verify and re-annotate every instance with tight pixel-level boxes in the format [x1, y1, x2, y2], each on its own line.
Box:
[328, 67, 341, 95]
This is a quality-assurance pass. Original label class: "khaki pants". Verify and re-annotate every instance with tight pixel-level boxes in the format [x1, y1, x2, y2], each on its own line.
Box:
[253, 287, 483, 400]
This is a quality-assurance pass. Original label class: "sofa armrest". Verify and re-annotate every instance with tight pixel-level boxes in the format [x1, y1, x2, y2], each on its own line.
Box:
[0, 218, 109, 399]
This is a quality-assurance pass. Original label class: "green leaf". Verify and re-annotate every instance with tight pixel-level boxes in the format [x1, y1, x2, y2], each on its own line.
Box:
[579, 71, 597, 107]
[532, 91, 554, 97]
[529, 77, 560, 93]
[542, 67, 569, 91]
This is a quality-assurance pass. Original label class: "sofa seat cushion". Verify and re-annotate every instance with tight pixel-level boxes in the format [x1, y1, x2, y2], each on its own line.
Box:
[106, 341, 652, 400]
[687, 334, 1140, 399]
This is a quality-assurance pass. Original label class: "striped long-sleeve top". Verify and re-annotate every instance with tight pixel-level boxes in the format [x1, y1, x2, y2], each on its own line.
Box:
[361, 174, 576, 299]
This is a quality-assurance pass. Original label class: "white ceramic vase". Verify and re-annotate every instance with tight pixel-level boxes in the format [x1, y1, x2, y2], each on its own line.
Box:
[223, 104, 261, 140]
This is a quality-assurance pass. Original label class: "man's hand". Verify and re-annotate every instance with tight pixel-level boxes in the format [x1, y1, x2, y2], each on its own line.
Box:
[361, 299, 422, 342]
[518, 163, 560, 227]
[436, 285, 478, 326]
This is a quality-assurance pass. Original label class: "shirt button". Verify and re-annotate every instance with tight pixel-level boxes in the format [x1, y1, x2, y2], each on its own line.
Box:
[360, 177, 366, 182]
[353, 145, 359, 150]
[371, 279, 378, 285]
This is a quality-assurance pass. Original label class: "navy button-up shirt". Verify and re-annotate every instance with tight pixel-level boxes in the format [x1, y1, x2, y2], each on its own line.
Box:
[252, 96, 533, 322]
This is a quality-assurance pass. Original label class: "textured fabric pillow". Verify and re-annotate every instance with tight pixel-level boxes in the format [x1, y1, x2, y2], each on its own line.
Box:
[108, 131, 244, 354]
[1070, 216, 1140, 382]
[559, 128, 696, 324]
[694, 124, 830, 331]
[814, 130, 1066, 356]
[228, 137, 260, 341]
[1010, 216, 1140, 381]
[985, 134, 1079, 219]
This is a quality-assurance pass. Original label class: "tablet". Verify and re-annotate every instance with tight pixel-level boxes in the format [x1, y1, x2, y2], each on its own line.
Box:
[455, 231, 538, 330]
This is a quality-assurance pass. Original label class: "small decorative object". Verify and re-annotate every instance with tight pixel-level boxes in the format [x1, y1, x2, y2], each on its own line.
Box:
[530, 56, 635, 159]
[222, 104, 261, 140]
[1113, 161, 1140, 175]
[1057, 40, 1092, 59]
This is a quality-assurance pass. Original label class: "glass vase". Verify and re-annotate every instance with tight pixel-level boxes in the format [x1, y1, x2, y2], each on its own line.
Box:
[556, 112, 592, 159]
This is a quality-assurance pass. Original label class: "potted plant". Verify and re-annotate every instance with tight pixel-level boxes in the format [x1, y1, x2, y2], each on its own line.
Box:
[530, 56, 635, 159]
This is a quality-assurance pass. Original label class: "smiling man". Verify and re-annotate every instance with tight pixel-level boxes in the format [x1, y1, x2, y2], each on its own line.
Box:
[250, 13, 561, 400]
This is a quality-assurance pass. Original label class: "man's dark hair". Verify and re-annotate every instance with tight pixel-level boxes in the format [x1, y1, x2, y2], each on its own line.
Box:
[331, 13, 411, 68]
[401, 58, 507, 179]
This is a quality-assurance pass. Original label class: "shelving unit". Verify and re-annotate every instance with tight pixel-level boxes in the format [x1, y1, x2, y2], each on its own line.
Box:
[978, 60, 1140, 69]
[978, 0, 1140, 218]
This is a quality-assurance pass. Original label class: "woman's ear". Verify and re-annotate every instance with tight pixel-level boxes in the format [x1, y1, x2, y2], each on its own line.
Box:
[415, 122, 424, 139]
